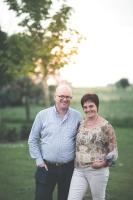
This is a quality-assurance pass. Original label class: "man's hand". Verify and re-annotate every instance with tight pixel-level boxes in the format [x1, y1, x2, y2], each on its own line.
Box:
[38, 163, 48, 171]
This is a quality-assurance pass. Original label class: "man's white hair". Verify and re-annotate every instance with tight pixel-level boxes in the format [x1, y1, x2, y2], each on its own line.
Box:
[55, 84, 72, 95]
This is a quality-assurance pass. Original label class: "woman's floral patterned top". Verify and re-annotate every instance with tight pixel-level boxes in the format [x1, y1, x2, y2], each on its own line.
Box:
[75, 117, 117, 168]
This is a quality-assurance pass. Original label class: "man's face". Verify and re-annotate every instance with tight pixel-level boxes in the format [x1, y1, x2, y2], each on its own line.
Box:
[54, 86, 72, 111]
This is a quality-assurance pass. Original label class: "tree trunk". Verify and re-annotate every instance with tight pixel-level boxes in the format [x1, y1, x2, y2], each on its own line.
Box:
[41, 78, 50, 107]
[24, 95, 30, 122]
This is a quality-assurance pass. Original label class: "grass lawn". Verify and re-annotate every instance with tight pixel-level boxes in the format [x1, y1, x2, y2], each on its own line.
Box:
[0, 142, 35, 200]
[0, 127, 133, 200]
[106, 127, 133, 200]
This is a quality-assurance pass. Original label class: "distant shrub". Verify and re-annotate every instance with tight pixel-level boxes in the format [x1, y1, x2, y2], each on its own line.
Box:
[0, 123, 18, 142]
[20, 123, 32, 140]
[106, 117, 133, 128]
[0, 78, 43, 107]
[115, 78, 130, 88]
[0, 123, 7, 141]
[5, 128, 18, 142]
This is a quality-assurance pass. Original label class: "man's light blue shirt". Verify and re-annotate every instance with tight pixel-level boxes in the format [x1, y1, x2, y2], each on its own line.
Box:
[28, 106, 82, 166]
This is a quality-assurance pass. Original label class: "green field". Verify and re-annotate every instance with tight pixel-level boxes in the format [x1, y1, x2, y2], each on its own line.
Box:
[0, 86, 133, 199]
[1, 86, 133, 128]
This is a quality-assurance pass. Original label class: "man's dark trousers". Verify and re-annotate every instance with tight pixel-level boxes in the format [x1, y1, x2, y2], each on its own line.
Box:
[35, 160, 74, 200]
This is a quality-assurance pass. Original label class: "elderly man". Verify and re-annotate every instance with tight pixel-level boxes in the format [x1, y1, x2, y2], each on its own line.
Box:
[28, 84, 81, 200]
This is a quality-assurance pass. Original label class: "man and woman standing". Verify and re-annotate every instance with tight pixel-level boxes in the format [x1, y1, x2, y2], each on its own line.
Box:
[28, 84, 118, 200]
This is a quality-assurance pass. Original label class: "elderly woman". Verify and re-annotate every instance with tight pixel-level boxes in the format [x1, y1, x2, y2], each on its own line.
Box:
[67, 93, 118, 200]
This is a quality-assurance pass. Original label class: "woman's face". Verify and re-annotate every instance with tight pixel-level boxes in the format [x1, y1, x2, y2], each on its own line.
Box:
[82, 101, 98, 119]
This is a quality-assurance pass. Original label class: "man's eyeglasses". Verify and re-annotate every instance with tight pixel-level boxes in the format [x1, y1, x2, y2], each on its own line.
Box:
[58, 95, 72, 100]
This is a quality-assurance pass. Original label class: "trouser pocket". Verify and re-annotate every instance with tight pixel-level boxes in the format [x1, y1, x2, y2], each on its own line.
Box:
[35, 167, 48, 184]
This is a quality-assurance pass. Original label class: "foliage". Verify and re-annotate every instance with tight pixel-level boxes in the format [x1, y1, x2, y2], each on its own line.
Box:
[0, 77, 43, 124]
[0, 30, 35, 86]
[115, 78, 130, 88]
[0, 121, 31, 142]
[0, 78, 43, 107]
[0, 29, 13, 86]
[3, 0, 82, 105]
[0, 123, 18, 142]
[20, 123, 32, 140]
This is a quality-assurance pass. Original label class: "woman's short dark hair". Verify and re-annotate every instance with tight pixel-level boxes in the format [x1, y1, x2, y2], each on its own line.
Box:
[81, 93, 99, 111]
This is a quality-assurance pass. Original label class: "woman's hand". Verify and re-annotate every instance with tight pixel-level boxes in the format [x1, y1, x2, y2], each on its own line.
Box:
[91, 161, 107, 169]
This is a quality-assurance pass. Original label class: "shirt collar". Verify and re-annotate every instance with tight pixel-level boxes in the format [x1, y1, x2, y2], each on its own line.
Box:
[53, 105, 70, 116]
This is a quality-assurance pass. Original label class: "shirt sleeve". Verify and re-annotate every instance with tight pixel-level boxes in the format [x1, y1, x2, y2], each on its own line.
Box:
[28, 112, 44, 166]
[106, 123, 118, 161]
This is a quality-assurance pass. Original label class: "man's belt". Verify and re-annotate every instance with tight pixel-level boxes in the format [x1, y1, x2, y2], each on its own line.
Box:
[44, 160, 74, 167]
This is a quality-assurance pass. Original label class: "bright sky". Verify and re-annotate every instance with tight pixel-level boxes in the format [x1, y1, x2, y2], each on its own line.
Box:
[0, 0, 133, 87]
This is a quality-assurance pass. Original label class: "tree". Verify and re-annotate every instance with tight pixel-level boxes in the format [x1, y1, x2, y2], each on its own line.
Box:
[0, 29, 13, 87]
[0, 29, 35, 87]
[4, 0, 82, 105]
[116, 78, 130, 88]
[0, 29, 36, 121]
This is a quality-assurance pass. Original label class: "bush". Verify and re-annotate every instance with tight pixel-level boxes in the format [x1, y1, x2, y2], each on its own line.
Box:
[106, 117, 133, 128]
[20, 123, 32, 140]
[5, 128, 18, 142]
[0, 123, 18, 142]
[0, 123, 7, 141]
[0, 78, 43, 107]
[115, 78, 130, 88]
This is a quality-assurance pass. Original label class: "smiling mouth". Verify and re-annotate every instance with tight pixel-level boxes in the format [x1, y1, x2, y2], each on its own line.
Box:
[87, 111, 94, 114]
[62, 102, 68, 105]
